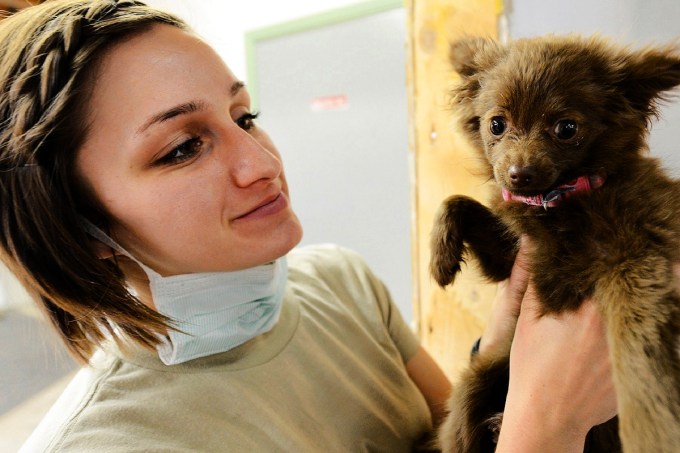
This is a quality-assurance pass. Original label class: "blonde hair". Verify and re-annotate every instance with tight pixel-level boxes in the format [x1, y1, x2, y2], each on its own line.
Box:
[0, 0, 187, 362]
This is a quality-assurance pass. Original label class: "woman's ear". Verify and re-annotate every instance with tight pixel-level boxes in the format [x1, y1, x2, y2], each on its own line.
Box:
[89, 238, 116, 260]
[79, 217, 121, 260]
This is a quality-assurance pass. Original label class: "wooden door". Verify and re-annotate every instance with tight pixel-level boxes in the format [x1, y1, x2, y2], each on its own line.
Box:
[406, 0, 500, 380]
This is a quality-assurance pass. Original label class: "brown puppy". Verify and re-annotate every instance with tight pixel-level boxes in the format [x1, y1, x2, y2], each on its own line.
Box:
[430, 35, 680, 453]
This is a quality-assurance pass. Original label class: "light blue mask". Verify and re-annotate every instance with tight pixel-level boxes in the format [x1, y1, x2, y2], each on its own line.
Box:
[81, 219, 287, 365]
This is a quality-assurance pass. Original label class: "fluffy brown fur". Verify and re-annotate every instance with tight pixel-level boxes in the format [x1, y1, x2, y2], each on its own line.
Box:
[431, 35, 680, 453]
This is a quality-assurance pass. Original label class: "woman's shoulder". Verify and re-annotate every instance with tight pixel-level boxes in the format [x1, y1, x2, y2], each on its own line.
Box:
[288, 243, 370, 277]
[286, 244, 390, 323]
[19, 351, 120, 452]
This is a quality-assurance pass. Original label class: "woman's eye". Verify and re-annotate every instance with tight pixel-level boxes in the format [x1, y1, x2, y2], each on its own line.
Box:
[156, 136, 203, 166]
[236, 111, 259, 131]
[553, 119, 578, 141]
[490, 116, 507, 136]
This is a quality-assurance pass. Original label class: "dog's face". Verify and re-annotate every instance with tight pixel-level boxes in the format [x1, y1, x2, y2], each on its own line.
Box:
[450, 36, 680, 196]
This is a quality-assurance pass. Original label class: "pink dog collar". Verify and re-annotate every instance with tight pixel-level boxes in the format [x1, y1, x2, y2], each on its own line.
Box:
[502, 173, 606, 209]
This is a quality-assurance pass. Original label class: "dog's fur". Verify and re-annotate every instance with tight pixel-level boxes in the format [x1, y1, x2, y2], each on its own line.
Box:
[430, 35, 680, 453]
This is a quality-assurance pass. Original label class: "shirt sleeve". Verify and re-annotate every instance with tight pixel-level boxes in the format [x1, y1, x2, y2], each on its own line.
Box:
[336, 246, 421, 363]
[368, 272, 421, 363]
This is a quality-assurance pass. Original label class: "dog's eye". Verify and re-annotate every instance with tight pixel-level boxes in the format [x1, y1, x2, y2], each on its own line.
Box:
[490, 116, 507, 136]
[553, 119, 578, 142]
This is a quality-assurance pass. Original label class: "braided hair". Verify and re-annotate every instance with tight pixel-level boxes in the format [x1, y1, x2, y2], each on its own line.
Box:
[0, 0, 187, 362]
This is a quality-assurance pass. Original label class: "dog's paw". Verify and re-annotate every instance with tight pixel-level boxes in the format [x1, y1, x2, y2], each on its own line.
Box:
[429, 199, 466, 287]
[429, 246, 462, 288]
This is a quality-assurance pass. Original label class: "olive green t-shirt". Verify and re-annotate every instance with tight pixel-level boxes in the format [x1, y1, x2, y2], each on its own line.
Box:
[22, 245, 432, 452]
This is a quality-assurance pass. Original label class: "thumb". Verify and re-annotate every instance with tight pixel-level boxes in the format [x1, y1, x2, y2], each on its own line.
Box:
[505, 235, 533, 311]
[518, 279, 543, 320]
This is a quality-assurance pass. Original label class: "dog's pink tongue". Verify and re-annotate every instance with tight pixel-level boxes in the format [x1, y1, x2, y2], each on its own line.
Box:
[501, 173, 607, 207]
[501, 188, 531, 203]
[501, 187, 545, 206]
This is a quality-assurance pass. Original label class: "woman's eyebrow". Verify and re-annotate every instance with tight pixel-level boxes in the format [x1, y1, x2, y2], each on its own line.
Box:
[231, 80, 245, 96]
[136, 81, 246, 135]
[137, 100, 207, 134]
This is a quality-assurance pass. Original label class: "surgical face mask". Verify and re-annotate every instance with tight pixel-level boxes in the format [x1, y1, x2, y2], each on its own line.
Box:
[82, 219, 287, 365]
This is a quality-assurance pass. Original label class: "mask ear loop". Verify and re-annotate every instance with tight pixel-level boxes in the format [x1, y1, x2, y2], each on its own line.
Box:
[79, 217, 159, 278]
[80, 217, 185, 345]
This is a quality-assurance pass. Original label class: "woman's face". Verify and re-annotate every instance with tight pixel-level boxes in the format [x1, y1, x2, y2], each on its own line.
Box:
[76, 24, 303, 275]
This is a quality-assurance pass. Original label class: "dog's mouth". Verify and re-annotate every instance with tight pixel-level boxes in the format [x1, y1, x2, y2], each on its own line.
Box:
[502, 172, 607, 209]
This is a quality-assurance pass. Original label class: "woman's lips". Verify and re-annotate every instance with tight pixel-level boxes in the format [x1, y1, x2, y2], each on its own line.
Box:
[234, 193, 287, 221]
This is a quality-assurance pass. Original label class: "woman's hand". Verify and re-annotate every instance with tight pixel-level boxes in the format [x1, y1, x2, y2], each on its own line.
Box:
[496, 283, 617, 453]
[480, 250, 680, 453]
[478, 236, 531, 355]
[478, 235, 617, 452]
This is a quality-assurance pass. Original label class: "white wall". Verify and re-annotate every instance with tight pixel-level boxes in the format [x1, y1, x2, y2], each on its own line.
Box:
[145, 0, 370, 80]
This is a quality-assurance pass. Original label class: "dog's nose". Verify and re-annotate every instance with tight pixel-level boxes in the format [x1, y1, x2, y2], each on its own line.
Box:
[508, 165, 536, 188]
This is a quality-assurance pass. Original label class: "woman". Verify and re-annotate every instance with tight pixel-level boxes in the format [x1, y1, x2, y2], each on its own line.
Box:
[0, 1, 614, 451]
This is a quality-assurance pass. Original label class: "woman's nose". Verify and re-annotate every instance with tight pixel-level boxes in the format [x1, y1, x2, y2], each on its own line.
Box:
[228, 130, 281, 188]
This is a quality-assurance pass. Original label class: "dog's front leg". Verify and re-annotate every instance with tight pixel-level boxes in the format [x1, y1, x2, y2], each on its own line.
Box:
[430, 195, 518, 287]
[597, 256, 680, 453]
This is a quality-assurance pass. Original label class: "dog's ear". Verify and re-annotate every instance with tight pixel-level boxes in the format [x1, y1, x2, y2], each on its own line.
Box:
[448, 38, 505, 152]
[616, 45, 680, 119]
[449, 37, 504, 78]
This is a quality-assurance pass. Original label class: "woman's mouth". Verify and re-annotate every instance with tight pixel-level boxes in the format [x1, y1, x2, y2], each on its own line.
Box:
[234, 193, 287, 221]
